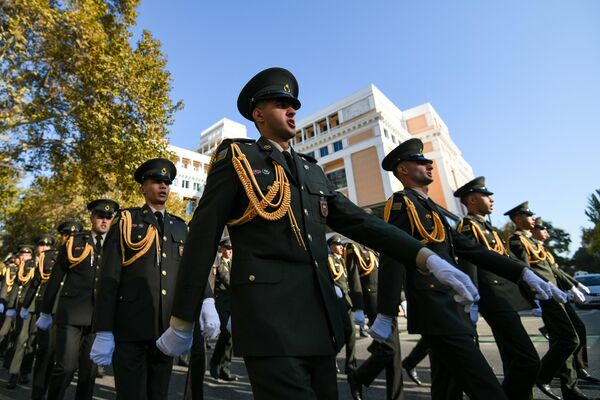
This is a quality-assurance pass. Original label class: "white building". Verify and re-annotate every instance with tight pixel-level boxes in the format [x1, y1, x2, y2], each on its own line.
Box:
[293, 85, 474, 216]
[167, 144, 211, 215]
[196, 118, 248, 156]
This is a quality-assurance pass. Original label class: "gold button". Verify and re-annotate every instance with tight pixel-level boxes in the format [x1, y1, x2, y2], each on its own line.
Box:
[163, 236, 167, 241]
[138, 235, 142, 239]
[161, 289, 167, 295]
[307, 234, 312, 241]
[162, 270, 167, 276]
[304, 209, 308, 216]
[304, 165, 309, 170]
[493, 280, 498, 284]
[429, 284, 435, 288]
[162, 252, 167, 258]
[248, 274, 255, 282]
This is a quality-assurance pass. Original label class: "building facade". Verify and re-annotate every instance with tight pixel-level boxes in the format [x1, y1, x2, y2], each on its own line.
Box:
[167, 144, 211, 215]
[196, 118, 248, 156]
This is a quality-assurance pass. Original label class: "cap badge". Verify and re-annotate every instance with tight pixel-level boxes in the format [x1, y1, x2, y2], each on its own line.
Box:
[161, 168, 167, 174]
[104, 205, 110, 211]
[283, 83, 290, 93]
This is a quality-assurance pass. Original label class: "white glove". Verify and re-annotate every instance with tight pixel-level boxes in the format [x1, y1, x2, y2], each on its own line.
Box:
[199, 298, 220, 339]
[522, 269, 552, 300]
[90, 331, 115, 366]
[549, 285, 568, 303]
[425, 254, 479, 311]
[226, 316, 232, 334]
[156, 326, 193, 357]
[368, 313, 393, 342]
[35, 313, 53, 330]
[0, 303, 4, 314]
[400, 300, 408, 318]
[577, 283, 590, 294]
[19, 308, 30, 320]
[334, 285, 343, 298]
[469, 303, 479, 324]
[5, 309, 16, 318]
[354, 309, 365, 325]
[569, 286, 586, 303]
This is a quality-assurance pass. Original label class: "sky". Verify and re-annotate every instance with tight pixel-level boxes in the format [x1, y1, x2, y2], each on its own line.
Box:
[132, 0, 600, 254]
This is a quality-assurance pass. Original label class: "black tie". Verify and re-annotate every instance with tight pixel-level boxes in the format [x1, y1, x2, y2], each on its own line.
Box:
[283, 151, 297, 180]
[95, 235, 103, 254]
[154, 211, 164, 233]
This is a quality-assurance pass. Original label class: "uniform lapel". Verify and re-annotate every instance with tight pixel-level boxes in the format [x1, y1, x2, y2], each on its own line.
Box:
[290, 148, 305, 187]
[141, 204, 159, 231]
[257, 136, 298, 187]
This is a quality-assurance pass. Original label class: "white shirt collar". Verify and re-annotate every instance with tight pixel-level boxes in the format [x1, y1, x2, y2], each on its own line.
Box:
[148, 205, 165, 217]
[267, 138, 292, 154]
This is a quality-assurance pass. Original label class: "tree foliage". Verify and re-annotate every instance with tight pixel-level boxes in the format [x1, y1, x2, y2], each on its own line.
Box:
[0, 0, 183, 253]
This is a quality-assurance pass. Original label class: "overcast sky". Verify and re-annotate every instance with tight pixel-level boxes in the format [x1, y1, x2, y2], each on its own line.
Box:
[133, 0, 600, 253]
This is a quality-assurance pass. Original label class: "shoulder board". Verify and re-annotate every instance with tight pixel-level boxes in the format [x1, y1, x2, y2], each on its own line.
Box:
[72, 231, 91, 239]
[458, 218, 471, 232]
[223, 137, 255, 145]
[297, 152, 317, 164]
[167, 213, 186, 223]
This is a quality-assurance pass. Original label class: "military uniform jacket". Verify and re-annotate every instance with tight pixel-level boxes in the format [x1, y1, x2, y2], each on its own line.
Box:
[345, 244, 378, 318]
[378, 189, 525, 336]
[328, 253, 362, 310]
[42, 233, 101, 326]
[94, 205, 188, 342]
[16, 259, 36, 310]
[458, 214, 536, 313]
[213, 256, 231, 317]
[0, 264, 20, 309]
[22, 250, 58, 313]
[509, 230, 573, 289]
[171, 137, 429, 358]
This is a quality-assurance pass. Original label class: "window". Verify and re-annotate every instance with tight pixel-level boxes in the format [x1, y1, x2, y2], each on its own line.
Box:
[328, 113, 339, 129]
[193, 182, 202, 191]
[304, 125, 315, 140]
[392, 136, 397, 144]
[333, 140, 343, 152]
[182, 180, 190, 189]
[185, 200, 196, 216]
[319, 146, 329, 157]
[294, 131, 302, 145]
[384, 129, 389, 138]
[317, 118, 328, 133]
[326, 169, 347, 190]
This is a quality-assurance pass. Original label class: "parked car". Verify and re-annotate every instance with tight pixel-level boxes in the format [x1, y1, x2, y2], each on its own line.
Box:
[574, 273, 600, 308]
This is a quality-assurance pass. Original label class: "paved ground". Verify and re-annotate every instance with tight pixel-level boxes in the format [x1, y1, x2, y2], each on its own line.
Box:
[0, 308, 598, 399]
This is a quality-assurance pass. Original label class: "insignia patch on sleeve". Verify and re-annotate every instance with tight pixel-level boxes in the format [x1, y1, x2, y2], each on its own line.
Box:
[214, 147, 229, 163]
[461, 225, 471, 231]
[392, 202, 402, 211]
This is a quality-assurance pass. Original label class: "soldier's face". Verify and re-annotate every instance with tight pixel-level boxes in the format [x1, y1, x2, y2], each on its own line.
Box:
[330, 243, 343, 255]
[221, 247, 232, 259]
[19, 252, 32, 261]
[35, 245, 50, 255]
[141, 179, 170, 205]
[533, 228, 549, 241]
[471, 193, 493, 215]
[514, 214, 535, 230]
[397, 160, 434, 186]
[91, 213, 112, 234]
[253, 99, 297, 141]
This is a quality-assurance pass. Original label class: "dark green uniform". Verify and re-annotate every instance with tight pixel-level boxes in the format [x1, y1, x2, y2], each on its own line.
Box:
[209, 255, 234, 379]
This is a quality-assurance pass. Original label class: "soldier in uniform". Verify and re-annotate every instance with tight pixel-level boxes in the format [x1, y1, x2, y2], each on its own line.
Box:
[91, 159, 219, 400]
[0, 253, 20, 353]
[157, 67, 488, 400]
[454, 177, 540, 400]
[371, 139, 566, 400]
[209, 238, 237, 382]
[37, 200, 118, 399]
[507, 202, 597, 400]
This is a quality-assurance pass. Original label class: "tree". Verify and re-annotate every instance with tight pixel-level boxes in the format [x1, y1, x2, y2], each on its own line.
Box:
[0, 0, 182, 253]
[541, 220, 571, 266]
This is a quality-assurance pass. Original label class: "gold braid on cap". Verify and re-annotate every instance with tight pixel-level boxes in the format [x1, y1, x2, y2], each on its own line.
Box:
[119, 210, 160, 267]
[66, 236, 93, 269]
[457, 219, 507, 255]
[37, 252, 51, 283]
[404, 195, 445, 244]
[5, 265, 15, 292]
[328, 255, 345, 282]
[218, 143, 305, 250]
[519, 236, 548, 264]
[345, 243, 376, 277]
[18, 259, 35, 284]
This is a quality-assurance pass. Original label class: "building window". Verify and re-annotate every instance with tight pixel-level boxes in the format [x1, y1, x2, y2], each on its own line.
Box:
[384, 129, 389, 138]
[317, 118, 328, 133]
[333, 140, 343, 152]
[172, 178, 178, 186]
[320, 146, 329, 157]
[193, 182, 202, 191]
[328, 113, 339, 129]
[185, 199, 196, 216]
[392, 136, 397, 144]
[326, 169, 348, 190]
[304, 125, 315, 140]
[182, 180, 190, 189]
[294, 131, 302, 145]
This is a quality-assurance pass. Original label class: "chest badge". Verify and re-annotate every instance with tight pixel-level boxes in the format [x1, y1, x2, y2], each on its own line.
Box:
[319, 197, 329, 217]
[179, 244, 184, 257]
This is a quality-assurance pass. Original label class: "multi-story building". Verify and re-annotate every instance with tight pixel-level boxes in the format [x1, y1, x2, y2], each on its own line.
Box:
[167, 144, 211, 215]
[293, 85, 473, 216]
[196, 118, 248, 156]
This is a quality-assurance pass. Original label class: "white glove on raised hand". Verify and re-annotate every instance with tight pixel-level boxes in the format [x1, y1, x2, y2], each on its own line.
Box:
[577, 283, 590, 294]
[35, 313, 53, 330]
[425, 254, 479, 311]
[5, 309, 16, 318]
[19, 308, 30, 320]
[368, 313, 393, 342]
[334, 285, 343, 298]
[156, 326, 193, 357]
[569, 286, 586, 303]
[199, 298, 220, 339]
[90, 331, 115, 366]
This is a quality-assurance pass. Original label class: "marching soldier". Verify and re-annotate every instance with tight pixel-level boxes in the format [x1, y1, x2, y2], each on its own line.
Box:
[37, 200, 118, 399]
[91, 159, 219, 400]
[327, 234, 363, 374]
[0, 253, 20, 353]
[209, 238, 238, 382]
[507, 202, 597, 400]
[455, 177, 540, 400]
[157, 67, 488, 400]
[371, 139, 566, 400]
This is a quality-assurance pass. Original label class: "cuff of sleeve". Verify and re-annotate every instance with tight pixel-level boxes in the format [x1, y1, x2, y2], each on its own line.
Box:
[169, 316, 194, 332]
[415, 248, 435, 271]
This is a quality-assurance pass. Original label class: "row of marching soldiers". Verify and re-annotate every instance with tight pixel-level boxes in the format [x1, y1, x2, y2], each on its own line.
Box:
[0, 157, 224, 400]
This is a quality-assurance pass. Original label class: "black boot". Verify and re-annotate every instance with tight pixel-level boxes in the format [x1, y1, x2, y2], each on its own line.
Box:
[6, 374, 18, 389]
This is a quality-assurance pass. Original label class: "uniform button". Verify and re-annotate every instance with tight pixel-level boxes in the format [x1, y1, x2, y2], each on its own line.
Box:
[319, 190, 324, 195]
[248, 275, 255, 282]
[119, 295, 123, 300]
[314, 261, 319, 267]
[307, 234, 312, 241]
[301, 185, 304, 190]
[98, 255, 101, 259]
[304, 208, 308, 216]
[429, 284, 435, 288]
[137, 235, 142, 239]
[163, 236, 167, 241]
[162, 270, 167, 276]
[367, 288, 372, 292]
[304, 165, 309, 170]
[493, 280, 498, 284]
[161, 289, 167, 295]
[162, 252, 167, 258]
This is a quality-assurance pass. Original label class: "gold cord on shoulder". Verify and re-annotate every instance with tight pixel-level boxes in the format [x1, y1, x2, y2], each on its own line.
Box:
[350, 243, 376, 277]
[5, 266, 15, 292]
[17, 259, 35, 284]
[465, 220, 507, 255]
[37, 252, 50, 283]
[383, 195, 394, 222]
[403, 195, 445, 244]
[519, 236, 547, 264]
[66, 236, 94, 269]
[119, 210, 160, 267]
[328, 256, 345, 281]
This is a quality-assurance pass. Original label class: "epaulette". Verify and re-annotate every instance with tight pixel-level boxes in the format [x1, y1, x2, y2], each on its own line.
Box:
[168, 213, 186, 223]
[297, 152, 317, 164]
[72, 230, 92, 239]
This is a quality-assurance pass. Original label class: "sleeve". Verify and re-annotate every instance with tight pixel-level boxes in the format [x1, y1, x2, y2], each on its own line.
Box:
[455, 220, 478, 284]
[21, 270, 41, 310]
[171, 144, 240, 323]
[217, 262, 230, 288]
[40, 246, 69, 314]
[346, 257, 364, 311]
[93, 215, 123, 332]
[509, 235, 529, 264]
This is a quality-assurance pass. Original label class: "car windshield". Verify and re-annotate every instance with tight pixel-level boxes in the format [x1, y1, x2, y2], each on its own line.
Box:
[577, 275, 600, 286]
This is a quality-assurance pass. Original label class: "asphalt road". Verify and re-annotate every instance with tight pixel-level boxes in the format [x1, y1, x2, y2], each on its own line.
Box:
[0, 308, 598, 399]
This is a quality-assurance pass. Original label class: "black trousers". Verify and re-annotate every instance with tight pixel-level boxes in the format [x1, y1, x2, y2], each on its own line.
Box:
[482, 309, 540, 400]
[113, 340, 173, 400]
[538, 300, 579, 397]
[353, 319, 403, 400]
[47, 324, 96, 400]
[31, 324, 56, 400]
[563, 302, 588, 370]
[244, 355, 338, 400]
[428, 334, 508, 400]
[339, 302, 357, 373]
[184, 321, 206, 400]
[402, 335, 429, 370]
